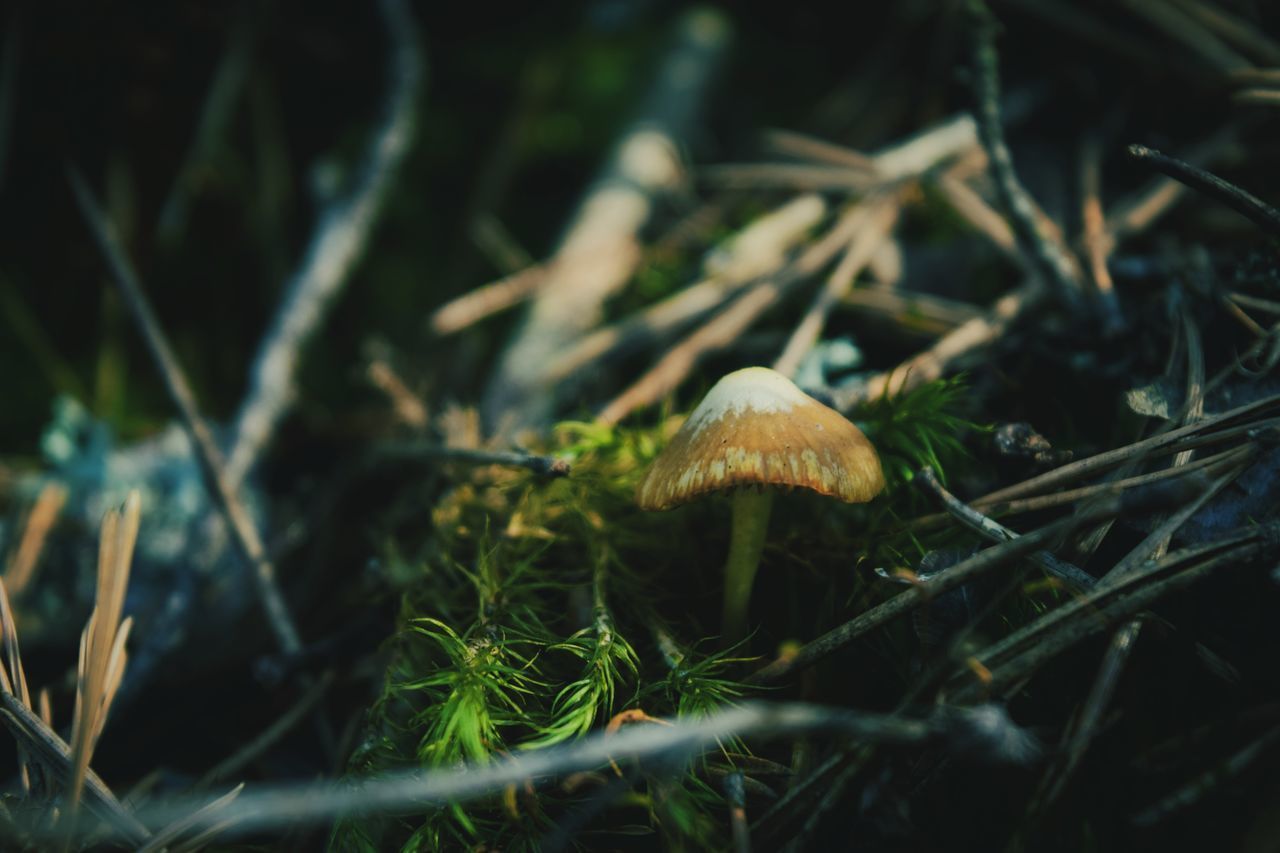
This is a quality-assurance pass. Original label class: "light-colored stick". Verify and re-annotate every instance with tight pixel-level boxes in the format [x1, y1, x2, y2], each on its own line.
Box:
[482, 9, 732, 437]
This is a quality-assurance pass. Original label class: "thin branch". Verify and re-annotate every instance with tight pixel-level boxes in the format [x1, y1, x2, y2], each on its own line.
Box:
[958, 526, 1265, 701]
[759, 127, 877, 171]
[0, 693, 150, 844]
[597, 196, 899, 425]
[915, 467, 1097, 592]
[1079, 135, 1123, 332]
[1034, 303, 1208, 807]
[107, 701, 1031, 841]
[835, 279, 1044, 412]
[1132, 723, 1280, 826]
[838, 287, 983, 337]
[1166, 0, 1280, 65]
[749, 481, 1197, 685]
[969, 1, 1086, 305]
[67, 167, 302, 658]
[973, 390, 1280, 505]
[374, 442, 571, 477]
[482, 9, 732, 436]
[429, 263, 549, 335]
[773, 191, 904, 377]
[542, 194, 828, 386]
[1126, 144, 1280, 238]
[1119, 0, 1251, 72]
[905, 443, 1250, 533]
[226, 0, 425, 486]
[196, 673, 335, 788]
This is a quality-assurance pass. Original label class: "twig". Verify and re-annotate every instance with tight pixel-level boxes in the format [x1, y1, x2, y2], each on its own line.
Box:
[226, 0, 425, 486]
[724, 771, 751, 853]
[969, 1, 1086, 305]
[995, 0, 1165, 67]
[1232, 87, 1280, 106]
[905, 443, 1250, 533]
[698, 163, 876, 192]
[749, 483, 1194, 685]
[138, 784, 245, 853]
[374, 442, 571, 477]
[834, 279, 1045, 412]
[869, 112, 978, 181]
[196, 672, 335, 788]
[108, 701, 1029, 841]
[67, 167, 302, 658]
[1131, 723, 1280, 826]
[1079, 135, 1123, 332]
[839, 287, 983, 337]
[772, 192, 904, 377]
[597, 196, 899, 425]
[1126, 144, 1280, 238]
[959, 527, 1266, 700]
[482, 9, 732, 436]
[1033, 304, 1208, 807]
[542, 194, 828, 386]
[366, 359, 429, 430]
[1165, 0, 1280, 66]
[974, 390, 1280, 505]
[429, 263, 549, 335]
[759, 127, 877, 171]
[1119, 0, 1251, 72]
[915, 467, 1097, 592]
[931, 167, 1018, 258]
[0, 693, 150, 843]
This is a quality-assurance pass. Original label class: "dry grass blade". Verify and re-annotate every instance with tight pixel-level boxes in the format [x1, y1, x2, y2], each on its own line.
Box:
[0, 576, 38, 792]
[67, 491, 140, 819]
[2, 480, 67, 597]
[137, 783, 245, 853]
[0, 569, 149, 843]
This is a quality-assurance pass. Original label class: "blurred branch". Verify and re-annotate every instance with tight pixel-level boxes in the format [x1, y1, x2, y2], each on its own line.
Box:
[67, 168, 302, 658]
[597, 195, 897, 425]
[226, 0, 425, 487]
[482, 8, 732, 437]
[119, 701, 1032, 841]
[969, 1, 1086, 306]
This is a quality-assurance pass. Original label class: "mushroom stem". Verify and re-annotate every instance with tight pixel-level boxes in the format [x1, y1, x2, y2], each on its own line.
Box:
[723, 488, 775, 644]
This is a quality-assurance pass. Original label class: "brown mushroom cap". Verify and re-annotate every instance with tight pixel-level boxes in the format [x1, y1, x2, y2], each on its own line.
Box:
[636, 366, 886, 510]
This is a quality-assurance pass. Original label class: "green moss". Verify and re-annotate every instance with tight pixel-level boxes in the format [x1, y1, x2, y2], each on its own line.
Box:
[335, 379, 985, 848]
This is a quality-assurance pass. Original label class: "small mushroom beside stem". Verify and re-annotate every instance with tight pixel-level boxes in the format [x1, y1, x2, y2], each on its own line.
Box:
[636, 367, 885, 644]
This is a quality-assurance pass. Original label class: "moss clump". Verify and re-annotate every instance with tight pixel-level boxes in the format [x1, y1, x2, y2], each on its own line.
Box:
[335, 380, 983, 850]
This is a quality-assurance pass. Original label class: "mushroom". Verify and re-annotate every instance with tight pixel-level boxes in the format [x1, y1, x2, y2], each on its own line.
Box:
[636, 366, 885, 643]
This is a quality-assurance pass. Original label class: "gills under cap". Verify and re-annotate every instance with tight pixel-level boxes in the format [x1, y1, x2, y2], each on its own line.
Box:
[636, 366, 885, 511]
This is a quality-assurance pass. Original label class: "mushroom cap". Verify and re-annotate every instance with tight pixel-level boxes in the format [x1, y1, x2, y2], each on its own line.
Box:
[636, 367, 886, 510]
